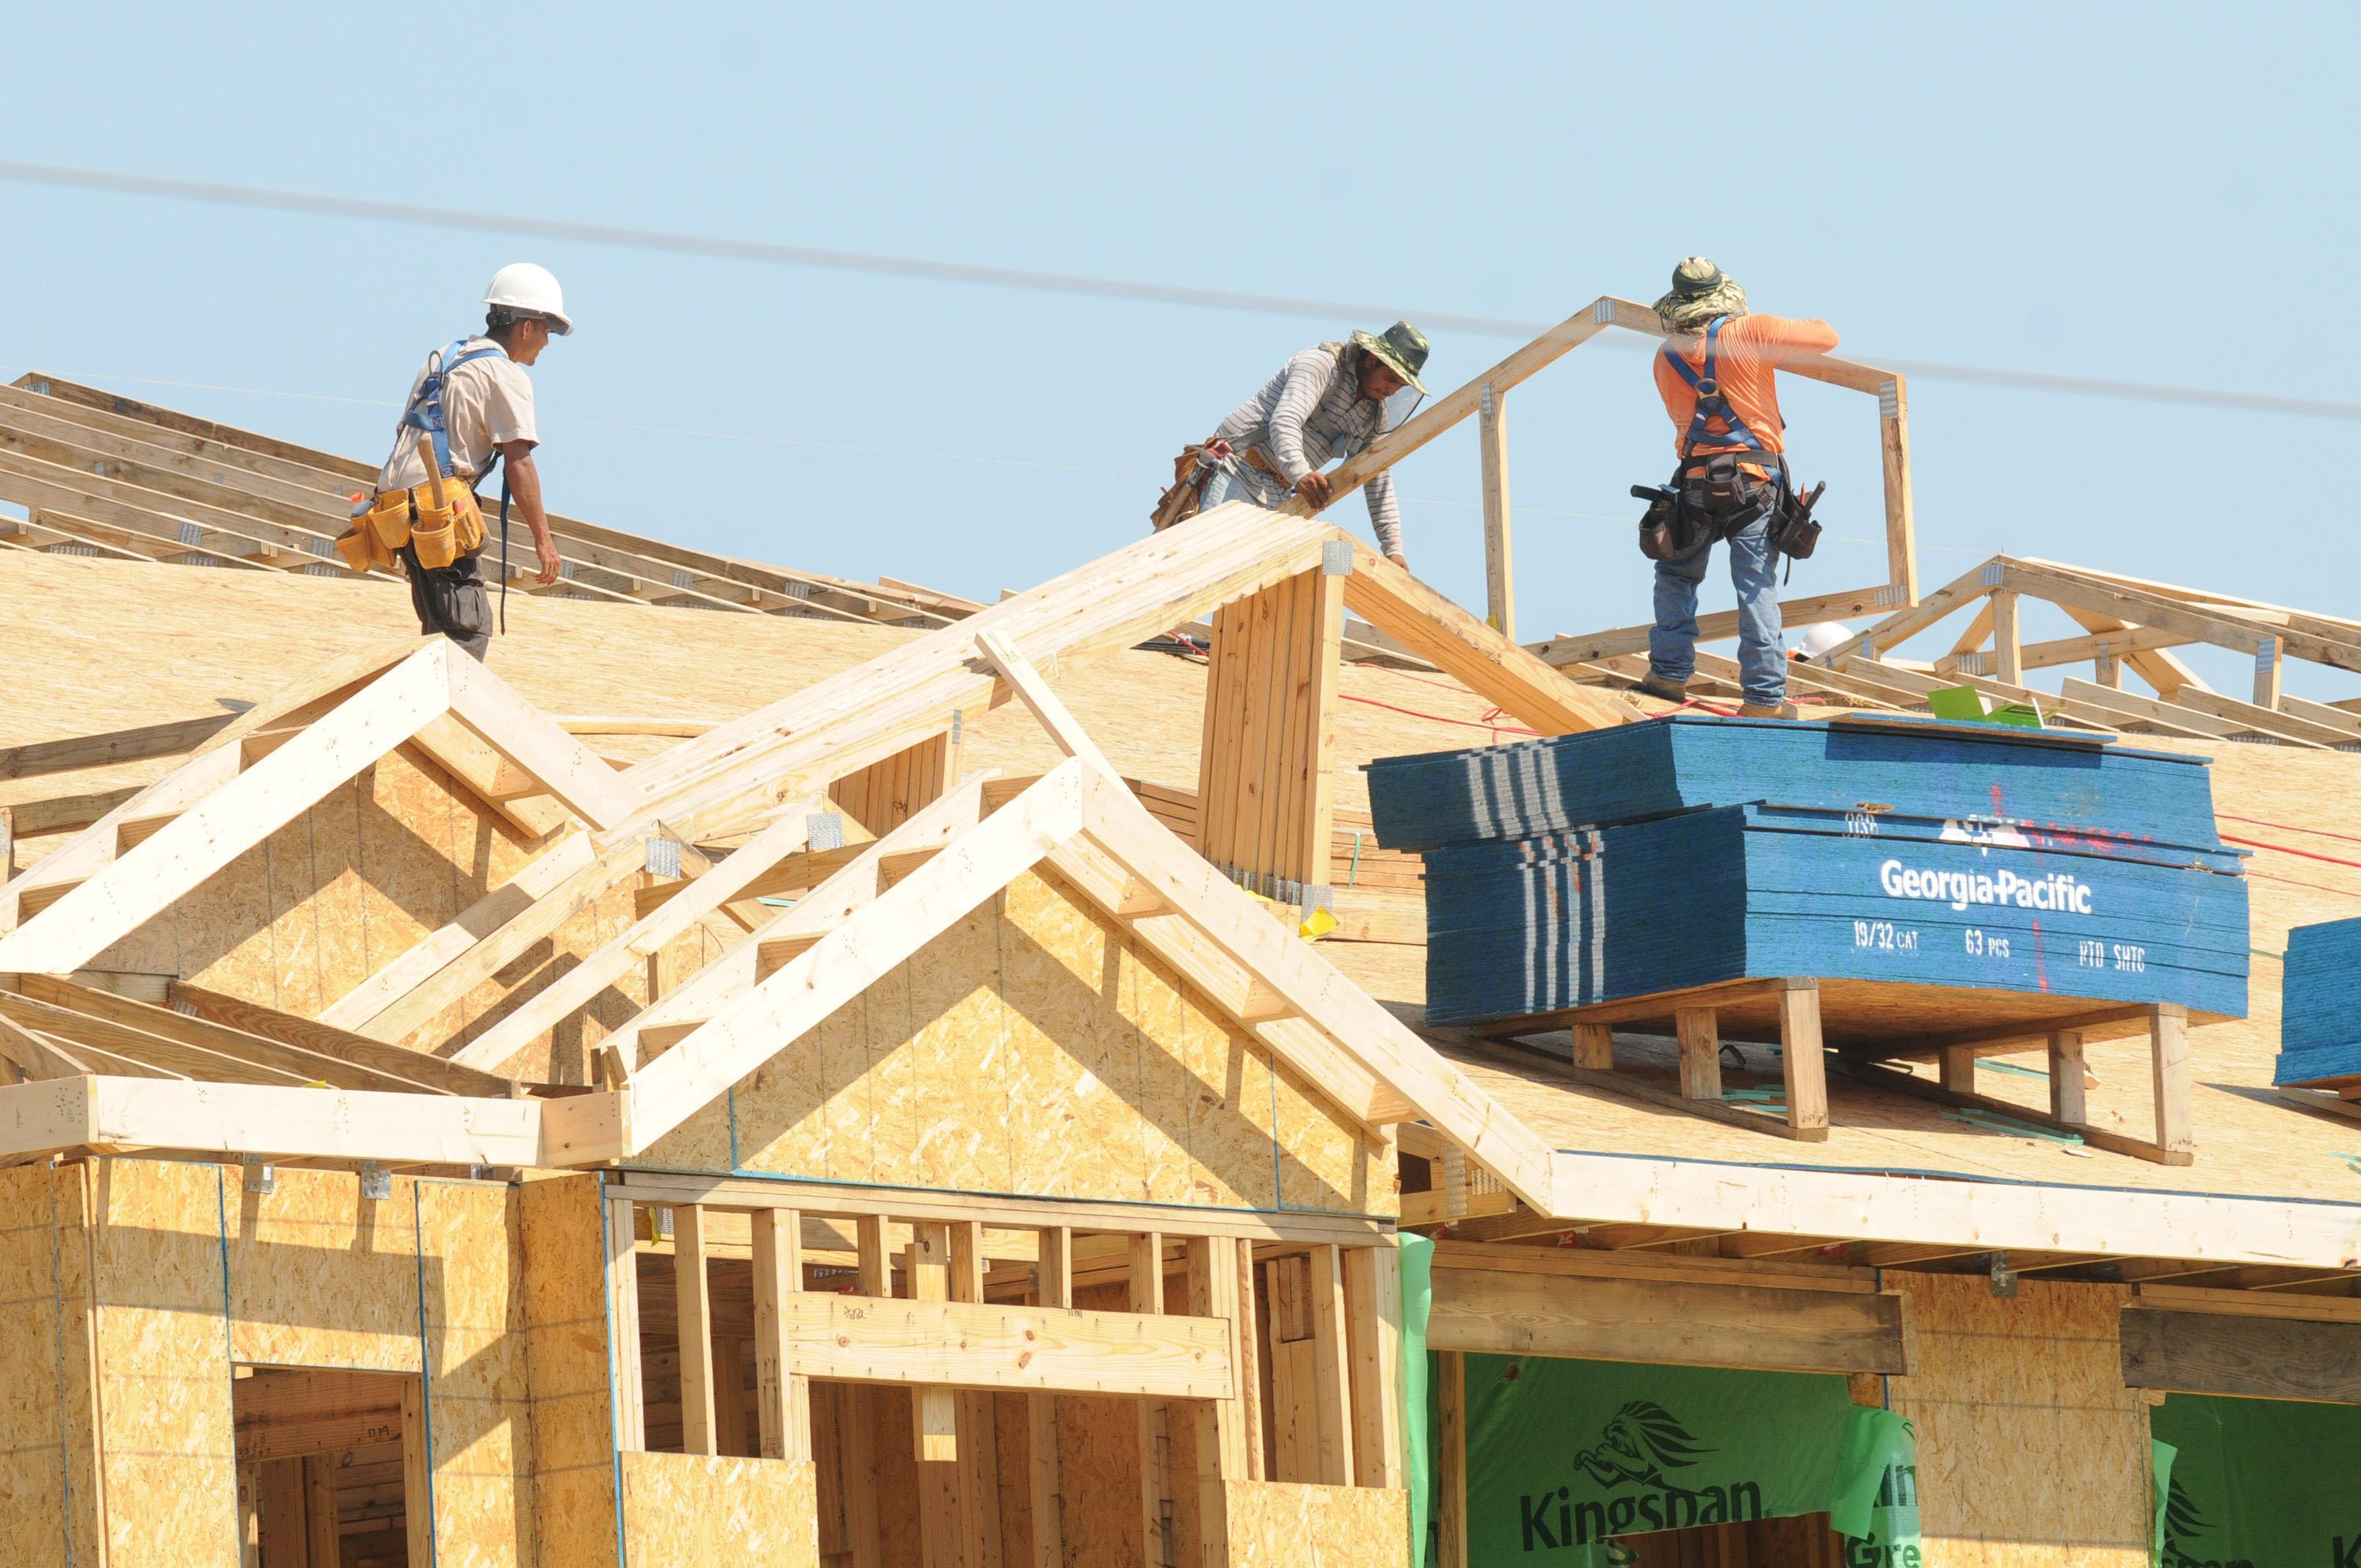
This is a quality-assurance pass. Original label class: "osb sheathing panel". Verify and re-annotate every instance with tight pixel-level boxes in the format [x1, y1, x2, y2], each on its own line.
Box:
[89, 1157, 240, 1568]
[521, 1175, 620, 1568]
[225, 1164, 423, 1371]
[644, 868, 1390, 1216]
[1222, 1478, 1410, 1568]
[85, 1160, 538, 1568]
[0, 1164, 104, 1568]
[617, 1451, 818, 1567]
[1884, 1274, 2149, 1567]
[416, 1177, 537, 1567]
[84, 747, 675, 1086]
[1362, 736, 2361, 1207]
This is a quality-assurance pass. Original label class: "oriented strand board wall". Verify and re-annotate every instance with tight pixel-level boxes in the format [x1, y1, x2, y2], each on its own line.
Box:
[1223, 1479, 1410, 1567]
[84, 747, 707, 1084]
[90, 1156, 241, 1567]
[521, 1175, 621, 1568]
[617, 1451, 818, 1567]
[79, 1160, 540, 1568]
[646, 868, 1393, 1216]
[413, 1176, 537, 1565]
[1883, 1274, 2150, 1567]
[0, 1164, 104, 1568]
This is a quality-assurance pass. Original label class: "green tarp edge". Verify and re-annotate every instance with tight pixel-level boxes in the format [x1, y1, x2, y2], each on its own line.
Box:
[1399, 1233, 1435, 1565]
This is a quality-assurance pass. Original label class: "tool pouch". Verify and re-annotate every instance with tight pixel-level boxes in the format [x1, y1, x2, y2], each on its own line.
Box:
[1681, 454, 1777, 539]
[1151, 440, 1227, 532]
[407, 488, 483, 572]
[334, 526, 388, 572]
[1632, 484, 1697, 562]
[365, 490, 414, 553]
[1769, 479, 1827, 560]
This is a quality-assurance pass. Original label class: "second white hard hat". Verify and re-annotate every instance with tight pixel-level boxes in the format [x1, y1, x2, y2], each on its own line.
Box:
[1794, 622, 1851, 662]
[482, 264, 573, 335]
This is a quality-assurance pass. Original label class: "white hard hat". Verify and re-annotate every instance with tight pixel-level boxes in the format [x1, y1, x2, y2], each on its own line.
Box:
[482, 263, 573, 335]
[1794, 622, 1851, 662]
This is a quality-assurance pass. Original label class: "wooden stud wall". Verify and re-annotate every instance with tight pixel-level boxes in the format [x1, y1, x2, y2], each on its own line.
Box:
[1194, 567, 1346, 907]
[829, 731, 953, 837]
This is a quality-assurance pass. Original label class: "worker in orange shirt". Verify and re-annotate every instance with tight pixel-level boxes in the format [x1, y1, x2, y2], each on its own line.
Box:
[1635, 258, 1838, 719]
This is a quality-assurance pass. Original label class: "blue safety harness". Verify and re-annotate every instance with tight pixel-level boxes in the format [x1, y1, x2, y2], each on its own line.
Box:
[1660, 315, 1776, 458]
[394, 338, 517, 628]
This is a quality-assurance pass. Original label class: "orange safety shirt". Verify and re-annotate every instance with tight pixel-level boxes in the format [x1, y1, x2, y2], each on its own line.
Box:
[1653, 313, 1840, 474]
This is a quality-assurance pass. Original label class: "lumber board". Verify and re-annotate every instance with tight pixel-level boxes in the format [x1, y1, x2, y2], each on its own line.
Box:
[1342, 543, 1640, 737]
[778, 1293, 1232, 1398]
[2119, 1305, 2361, 1404]
[446, 800, 820, 1073]
[1073, 766, 1554, 1202]
[316, 829, 596, 1030]
[165, 983, 518, 1097]
[0, 1074, 545, 1163]
[1425, 1257, 1910, 1374]
[0, 980, 427, 1094]
[611, 1172, 1391, 1247]
[623, 502, 1332, 819]
[0, 711, 237, 781]
[1530, 583, 1912, 669]
[1542, 1147, 2361, 1269]
[347, 830, 650, 1047]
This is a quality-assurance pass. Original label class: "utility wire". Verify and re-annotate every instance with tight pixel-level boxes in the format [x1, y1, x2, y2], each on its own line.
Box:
[6, 159, 2357, 424]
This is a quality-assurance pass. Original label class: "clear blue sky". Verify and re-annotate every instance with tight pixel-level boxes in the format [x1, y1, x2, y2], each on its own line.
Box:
[5, 3, 2354, 697]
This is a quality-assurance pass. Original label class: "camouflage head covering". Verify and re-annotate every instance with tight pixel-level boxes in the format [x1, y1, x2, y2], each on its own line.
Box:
[1654, 256, 1748, 334]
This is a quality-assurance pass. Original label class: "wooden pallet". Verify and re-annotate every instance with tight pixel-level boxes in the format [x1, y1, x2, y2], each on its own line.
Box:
[1454, 974, 2211, 1164]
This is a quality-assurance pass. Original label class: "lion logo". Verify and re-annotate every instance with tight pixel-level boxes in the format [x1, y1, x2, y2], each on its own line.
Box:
[1571, 1401, 1714, 1490]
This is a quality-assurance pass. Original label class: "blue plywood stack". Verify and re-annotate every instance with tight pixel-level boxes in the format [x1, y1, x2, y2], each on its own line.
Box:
[1366, 715, 2250, 1029]
[2273, 916, 2361, 1086]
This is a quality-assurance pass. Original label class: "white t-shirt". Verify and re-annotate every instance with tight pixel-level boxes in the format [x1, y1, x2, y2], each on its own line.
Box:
[375, 338, 537, 493]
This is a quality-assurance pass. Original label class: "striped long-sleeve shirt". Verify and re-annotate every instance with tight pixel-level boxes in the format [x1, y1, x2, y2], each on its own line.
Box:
[1210, 344, 1405, 555]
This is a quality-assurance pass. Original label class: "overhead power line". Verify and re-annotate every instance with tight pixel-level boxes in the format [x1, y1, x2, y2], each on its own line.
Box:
[4, 159, 2355, 424]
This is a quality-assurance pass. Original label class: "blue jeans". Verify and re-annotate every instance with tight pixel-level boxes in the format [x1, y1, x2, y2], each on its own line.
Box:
[1201, 462, 1286, 511]
[1648, 510, 1787, 705]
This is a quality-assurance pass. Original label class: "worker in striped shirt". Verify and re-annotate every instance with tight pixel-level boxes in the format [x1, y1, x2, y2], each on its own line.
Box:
[1184, 322, 1429, 567]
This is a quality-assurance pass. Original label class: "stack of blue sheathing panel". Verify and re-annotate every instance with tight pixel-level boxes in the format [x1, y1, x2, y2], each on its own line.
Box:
[1366, 715, 2250, 1030]
[2273, 915, 2361, 1086]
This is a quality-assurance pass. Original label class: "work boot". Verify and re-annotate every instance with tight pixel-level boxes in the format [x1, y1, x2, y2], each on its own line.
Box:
[1635, 672, 1690, 703]
[1737, 700, 1800, 719]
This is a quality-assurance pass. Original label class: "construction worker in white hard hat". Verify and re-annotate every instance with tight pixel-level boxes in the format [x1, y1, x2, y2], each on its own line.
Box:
[340, 264, 570, 661]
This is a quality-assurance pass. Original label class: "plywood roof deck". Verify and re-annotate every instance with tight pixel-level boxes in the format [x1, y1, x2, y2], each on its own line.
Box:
[0, 550, 1515, 835]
